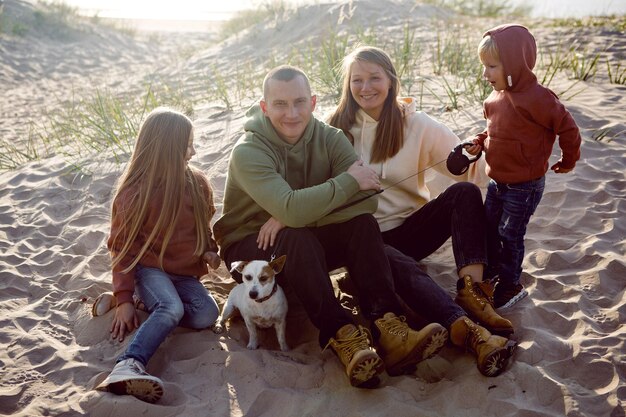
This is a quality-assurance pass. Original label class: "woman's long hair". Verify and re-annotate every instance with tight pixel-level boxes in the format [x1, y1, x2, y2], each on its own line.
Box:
[328, 46, 404, 163]
[110, 107, 212, 272]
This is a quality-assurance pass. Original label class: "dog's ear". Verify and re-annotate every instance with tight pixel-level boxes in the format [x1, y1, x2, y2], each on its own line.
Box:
[230, 261, 248, 273]
[269, 255, 287, 274]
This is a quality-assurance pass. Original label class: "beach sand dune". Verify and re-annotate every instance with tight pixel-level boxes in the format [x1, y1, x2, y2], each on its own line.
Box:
[0, 1, 624, 416]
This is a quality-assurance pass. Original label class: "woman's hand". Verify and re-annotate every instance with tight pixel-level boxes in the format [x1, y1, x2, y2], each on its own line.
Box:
[203, 251, 221, 269]
[110, 302, 139, 342]
[257, 217, 285, 250]
[347, 160, 381, 191]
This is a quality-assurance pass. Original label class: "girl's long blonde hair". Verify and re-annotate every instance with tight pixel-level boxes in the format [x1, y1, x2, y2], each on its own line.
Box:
[110, 107, 212, 272]
[328, 46, 404, 163]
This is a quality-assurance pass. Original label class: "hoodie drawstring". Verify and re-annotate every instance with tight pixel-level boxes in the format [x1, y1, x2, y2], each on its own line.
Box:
[359, 115, 387, 180]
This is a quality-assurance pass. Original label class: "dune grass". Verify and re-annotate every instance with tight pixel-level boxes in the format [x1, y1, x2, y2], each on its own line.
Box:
[4, 83, 194, 172]
[2, 0, 623, 171]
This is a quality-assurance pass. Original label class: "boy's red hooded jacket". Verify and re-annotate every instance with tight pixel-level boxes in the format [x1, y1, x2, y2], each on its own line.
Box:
[474, 24, 581, 184]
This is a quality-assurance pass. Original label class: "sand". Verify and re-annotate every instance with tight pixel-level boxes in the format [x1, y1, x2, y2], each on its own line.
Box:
[0, 1, 625, 416]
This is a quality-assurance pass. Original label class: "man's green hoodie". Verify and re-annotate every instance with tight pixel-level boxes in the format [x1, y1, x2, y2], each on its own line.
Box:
[213, 104, 377, 254]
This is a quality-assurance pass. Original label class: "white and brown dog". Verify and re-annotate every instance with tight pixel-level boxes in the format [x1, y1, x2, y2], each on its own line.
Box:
[213, 255, 289, 351]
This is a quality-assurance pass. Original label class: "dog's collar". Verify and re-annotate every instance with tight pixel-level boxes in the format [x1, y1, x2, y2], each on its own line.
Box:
[255, 281, 278, 303]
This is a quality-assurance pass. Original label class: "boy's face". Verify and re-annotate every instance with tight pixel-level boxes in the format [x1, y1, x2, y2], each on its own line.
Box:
[481, 54, 507, 91]
[260, 76, 316, 145]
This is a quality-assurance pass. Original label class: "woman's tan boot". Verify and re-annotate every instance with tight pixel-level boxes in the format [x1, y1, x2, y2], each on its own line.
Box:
[450, 316, 517, 377]
[455, 275, 514, 335]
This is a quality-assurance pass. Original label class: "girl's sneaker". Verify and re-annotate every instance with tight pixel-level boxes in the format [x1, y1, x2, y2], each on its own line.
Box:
[494, 282, 528, 309]
[96, 358, 164, 403]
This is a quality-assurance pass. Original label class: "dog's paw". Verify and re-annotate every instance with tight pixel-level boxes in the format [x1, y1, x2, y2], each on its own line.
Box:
[246, 342, 259, 350]
[212, 322, 225, 334]
[279, 344, 290, 352]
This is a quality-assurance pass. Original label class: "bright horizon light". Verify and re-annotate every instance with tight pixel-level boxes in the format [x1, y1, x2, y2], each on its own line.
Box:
[63, 0, 260, 21]
[62, 0, 626, 21]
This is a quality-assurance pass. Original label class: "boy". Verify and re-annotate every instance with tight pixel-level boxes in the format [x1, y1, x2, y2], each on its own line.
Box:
[468, 24, 581, 309]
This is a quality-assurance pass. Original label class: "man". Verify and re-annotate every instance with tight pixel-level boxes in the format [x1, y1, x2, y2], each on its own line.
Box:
[213, 65, 446, 387]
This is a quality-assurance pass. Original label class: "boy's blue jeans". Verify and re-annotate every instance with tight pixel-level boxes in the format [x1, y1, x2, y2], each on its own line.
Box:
[118, 265, 219, 367]
[485, 176, 545, 286]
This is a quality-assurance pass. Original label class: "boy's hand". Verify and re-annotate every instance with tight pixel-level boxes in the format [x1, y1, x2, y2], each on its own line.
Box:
[550, 161, 573, 174]
[203, 251, 221, 270]
[110, 302, 138, 342]
[465, 139, 483, 156]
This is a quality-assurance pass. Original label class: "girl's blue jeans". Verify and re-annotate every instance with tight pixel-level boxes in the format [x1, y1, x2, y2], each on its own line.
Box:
[484, 176, 545, 286]
[117, 265, 219, 366]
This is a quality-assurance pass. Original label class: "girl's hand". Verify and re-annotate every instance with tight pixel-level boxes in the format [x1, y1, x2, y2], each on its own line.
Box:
[110, 302, 139, 342]
[257, 217, 285, 250]
[203, 251, 221, 269]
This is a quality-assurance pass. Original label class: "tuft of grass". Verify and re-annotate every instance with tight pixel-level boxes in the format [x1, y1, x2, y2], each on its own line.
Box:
[536, 40, 570, 87]
[315, 29, 351, 99]
[393, 23, 423, 95]
[569, 50, 600, 81]
[431, 27, 477, 77]
[33, 0, 84, 39]
[592, 127, 625, 143]
[219, 0, 288, 40]
[422, 0, 530, 17]
[550, 15, 626, 32]
[20, 83, 194, 172]
[606, 58, 626, 85]
[0, 123, 52, 170]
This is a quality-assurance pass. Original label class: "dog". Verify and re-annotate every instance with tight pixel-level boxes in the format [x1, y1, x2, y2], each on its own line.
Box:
[213, 255, 289, 351]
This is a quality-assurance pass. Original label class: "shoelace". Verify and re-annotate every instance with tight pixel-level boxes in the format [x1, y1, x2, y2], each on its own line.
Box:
[463, 319, 487, 353]
[377, 316, 409, 339]
[129, 362, 149, 376]
[324, 326, 372, 360]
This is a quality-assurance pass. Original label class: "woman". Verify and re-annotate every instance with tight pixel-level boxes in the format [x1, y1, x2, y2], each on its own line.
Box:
[328, 46, 513, 336]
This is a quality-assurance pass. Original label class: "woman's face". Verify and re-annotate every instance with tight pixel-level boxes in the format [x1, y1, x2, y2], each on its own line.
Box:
[349, 60, 392, 120]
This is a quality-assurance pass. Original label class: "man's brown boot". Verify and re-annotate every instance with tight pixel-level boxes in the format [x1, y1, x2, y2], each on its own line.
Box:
[455, 275, 514, 336]
[374, 313, 448, 376]
[450, 317, 517, 377]
[325, 324, 385, 388]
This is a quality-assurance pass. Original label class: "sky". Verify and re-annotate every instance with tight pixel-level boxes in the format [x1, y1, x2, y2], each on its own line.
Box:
[63, 0, 626, 21]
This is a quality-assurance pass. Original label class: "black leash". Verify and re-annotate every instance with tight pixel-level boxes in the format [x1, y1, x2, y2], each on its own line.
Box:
[330, 159, 447, 213]
[330, 141, 482, 214]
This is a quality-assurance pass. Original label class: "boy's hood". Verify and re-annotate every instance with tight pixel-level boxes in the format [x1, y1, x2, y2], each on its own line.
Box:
[485, 23, 537, 92]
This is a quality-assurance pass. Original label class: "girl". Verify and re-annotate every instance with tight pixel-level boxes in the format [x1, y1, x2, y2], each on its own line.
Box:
[95, 107, 221, 403]
[328, 46, 513, 336]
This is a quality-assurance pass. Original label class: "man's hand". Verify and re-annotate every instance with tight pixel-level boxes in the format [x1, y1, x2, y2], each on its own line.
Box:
[550, 161, 573, 174]
[257, 217, 285, 250]
[203, 251, 221, 269]
[110, 302, 139, 342]
[347, 160, 381, 191]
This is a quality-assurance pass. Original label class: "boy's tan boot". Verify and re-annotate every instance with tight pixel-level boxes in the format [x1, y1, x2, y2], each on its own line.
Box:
[450, 316, 517, 377]
[325, 324, 385, 388]
[374, 313, 448, 376]
[455, 275, 514, 336]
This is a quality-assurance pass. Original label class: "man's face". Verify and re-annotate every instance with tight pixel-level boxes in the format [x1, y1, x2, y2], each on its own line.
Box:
[260, 76, 316, 144]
